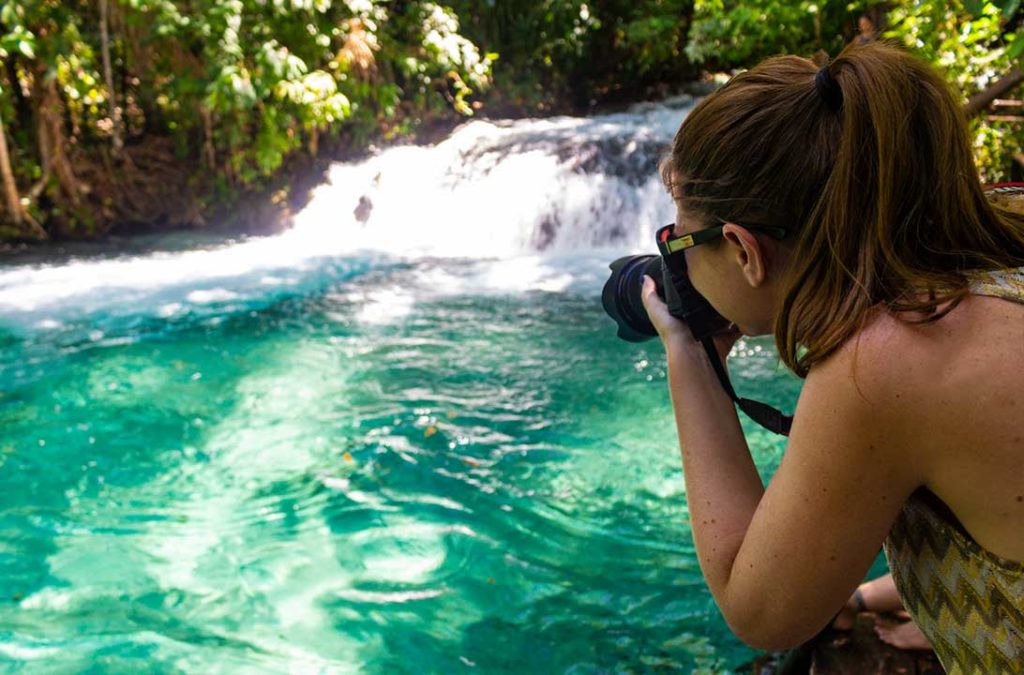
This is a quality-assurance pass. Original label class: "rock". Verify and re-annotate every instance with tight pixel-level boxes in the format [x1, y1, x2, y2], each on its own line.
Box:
[742, 613, 943, 675]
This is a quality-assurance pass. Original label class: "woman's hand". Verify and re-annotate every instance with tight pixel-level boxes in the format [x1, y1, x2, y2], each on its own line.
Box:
[640, 274, 741, 362]
[832, 591, 863, 631]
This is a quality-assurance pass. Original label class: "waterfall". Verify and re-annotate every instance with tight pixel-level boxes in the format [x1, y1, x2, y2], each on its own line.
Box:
[293, 97, 691, 255]
[0, 98, 694, 333]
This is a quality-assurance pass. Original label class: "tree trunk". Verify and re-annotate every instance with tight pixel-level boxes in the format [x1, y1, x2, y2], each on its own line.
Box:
[201, 105, 216, 170]
[965, 67, 1024, 117]
[0, 110, 48, 239]
[99, 0, 123, 154]
[33, 71, 84, 208]
[0, 111, 23, 226]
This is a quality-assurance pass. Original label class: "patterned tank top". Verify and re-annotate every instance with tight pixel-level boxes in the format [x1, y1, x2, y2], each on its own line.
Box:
[884, 267, 1024, 675]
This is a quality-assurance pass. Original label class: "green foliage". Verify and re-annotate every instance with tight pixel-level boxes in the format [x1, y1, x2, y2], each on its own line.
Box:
[448, 0, 695, 109]
[884, 0, 1024, 183]
[0, 0, 493, 234]
[122, 0, 492, 180]
[686, 0, 877, 66]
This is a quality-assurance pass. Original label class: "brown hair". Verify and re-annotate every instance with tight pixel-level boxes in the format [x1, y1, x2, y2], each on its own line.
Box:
[663, 41, 1024, 377]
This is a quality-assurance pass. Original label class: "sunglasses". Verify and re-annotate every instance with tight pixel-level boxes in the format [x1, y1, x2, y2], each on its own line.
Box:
[656, 222, 788, 257]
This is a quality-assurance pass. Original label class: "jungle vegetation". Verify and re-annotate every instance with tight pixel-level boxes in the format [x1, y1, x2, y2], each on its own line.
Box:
[1, 1, 1022, 241]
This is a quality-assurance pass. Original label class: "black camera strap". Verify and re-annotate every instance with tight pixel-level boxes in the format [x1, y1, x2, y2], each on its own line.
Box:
[701, 337, 793, 436]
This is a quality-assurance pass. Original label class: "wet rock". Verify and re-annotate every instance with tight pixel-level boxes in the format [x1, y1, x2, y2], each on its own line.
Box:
[743, 614, 943, 675]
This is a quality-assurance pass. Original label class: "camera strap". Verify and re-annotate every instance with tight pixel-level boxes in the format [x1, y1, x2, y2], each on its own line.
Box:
[701, 337, 793, 436]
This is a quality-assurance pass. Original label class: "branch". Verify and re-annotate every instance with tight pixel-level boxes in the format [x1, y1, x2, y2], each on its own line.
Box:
[20, 208, 48, 240]
[965, 66, 1024, 117]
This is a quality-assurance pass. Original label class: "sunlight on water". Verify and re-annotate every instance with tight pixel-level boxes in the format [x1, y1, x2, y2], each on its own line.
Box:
[0, 101, 808, 673]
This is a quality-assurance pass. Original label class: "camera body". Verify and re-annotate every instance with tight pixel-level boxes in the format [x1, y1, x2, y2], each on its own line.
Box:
[601, 254, 729, 343]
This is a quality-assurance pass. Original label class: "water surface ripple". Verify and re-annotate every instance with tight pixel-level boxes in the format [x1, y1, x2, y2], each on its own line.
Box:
[0, 252, 805, 673]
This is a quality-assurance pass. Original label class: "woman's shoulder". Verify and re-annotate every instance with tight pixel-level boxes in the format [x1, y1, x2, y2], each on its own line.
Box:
[810, 307, 928, 397]
[805, 301, 985, 425]
[812, 292, 1024, 447]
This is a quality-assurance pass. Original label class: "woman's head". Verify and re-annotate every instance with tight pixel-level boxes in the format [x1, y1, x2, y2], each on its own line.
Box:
[662, 41, 1024, 376]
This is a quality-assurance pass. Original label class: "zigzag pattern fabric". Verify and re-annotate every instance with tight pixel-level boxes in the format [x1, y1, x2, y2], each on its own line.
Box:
[884, 262, 1024, 674]
[886, 487, 1024, 673]
[969, 267, 1024, 302]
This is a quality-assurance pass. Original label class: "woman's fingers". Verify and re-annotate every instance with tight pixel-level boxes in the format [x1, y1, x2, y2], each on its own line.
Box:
[640, 275, 661, 310]
[642, 275, 707, 348]
[641, 275, 674, 326]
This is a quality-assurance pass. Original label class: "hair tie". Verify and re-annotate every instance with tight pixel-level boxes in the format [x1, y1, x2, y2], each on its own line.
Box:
[815, 64, 843, 112]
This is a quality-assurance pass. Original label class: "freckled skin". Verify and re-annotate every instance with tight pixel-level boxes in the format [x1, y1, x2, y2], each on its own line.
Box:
[643, 204, 1024, 646]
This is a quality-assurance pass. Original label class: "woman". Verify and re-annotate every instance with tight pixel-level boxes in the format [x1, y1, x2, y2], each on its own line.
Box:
[833, 572, 933, 650]
[640, 41, 1024, 673]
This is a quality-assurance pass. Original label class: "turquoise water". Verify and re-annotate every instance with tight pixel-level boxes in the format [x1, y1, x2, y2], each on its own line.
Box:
[0, 246, 805, 673]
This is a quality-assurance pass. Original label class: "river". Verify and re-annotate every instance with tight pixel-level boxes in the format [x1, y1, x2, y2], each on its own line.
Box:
[0, 100, 804, 673]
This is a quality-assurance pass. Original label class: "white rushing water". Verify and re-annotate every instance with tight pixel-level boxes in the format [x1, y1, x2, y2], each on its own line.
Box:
[0, 98, 694, 333]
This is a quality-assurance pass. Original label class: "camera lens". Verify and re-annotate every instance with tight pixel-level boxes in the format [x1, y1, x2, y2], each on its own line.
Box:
[601, 255, 664, 342]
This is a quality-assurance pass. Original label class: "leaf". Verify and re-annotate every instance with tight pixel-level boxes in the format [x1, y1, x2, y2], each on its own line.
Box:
[1002, 0, 1021, 21]
[17, 38, 34, 59]
[964, 0, 986, 17]
[0, 4, 17, 26]
[1009, 29, 1024, 59]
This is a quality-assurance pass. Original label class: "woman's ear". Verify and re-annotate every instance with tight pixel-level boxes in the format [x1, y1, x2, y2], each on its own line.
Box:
[721, 223, 767, 288]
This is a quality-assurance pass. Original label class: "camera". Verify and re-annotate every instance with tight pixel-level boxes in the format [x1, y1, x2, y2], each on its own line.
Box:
[600, 230, 793, 436]
[601, 253, 728, 343]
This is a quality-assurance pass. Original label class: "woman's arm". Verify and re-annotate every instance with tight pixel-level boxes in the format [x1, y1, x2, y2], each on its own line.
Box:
[643, 279, 923, 650]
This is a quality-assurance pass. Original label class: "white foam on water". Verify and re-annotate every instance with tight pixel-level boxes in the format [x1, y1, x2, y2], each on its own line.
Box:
[0, 101, 689, 333]
[3, 100, 699, 670]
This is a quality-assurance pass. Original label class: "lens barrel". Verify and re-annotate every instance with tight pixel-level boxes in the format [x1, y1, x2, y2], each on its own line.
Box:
[601, 255, 664, 342]
[602, 253, 729, 342]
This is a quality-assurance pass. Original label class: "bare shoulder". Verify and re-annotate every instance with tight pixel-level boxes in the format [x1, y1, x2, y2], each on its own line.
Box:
[809, 296, 1024, 561]
[798, 303, 972, 464]
[806, 307, 930, 410]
